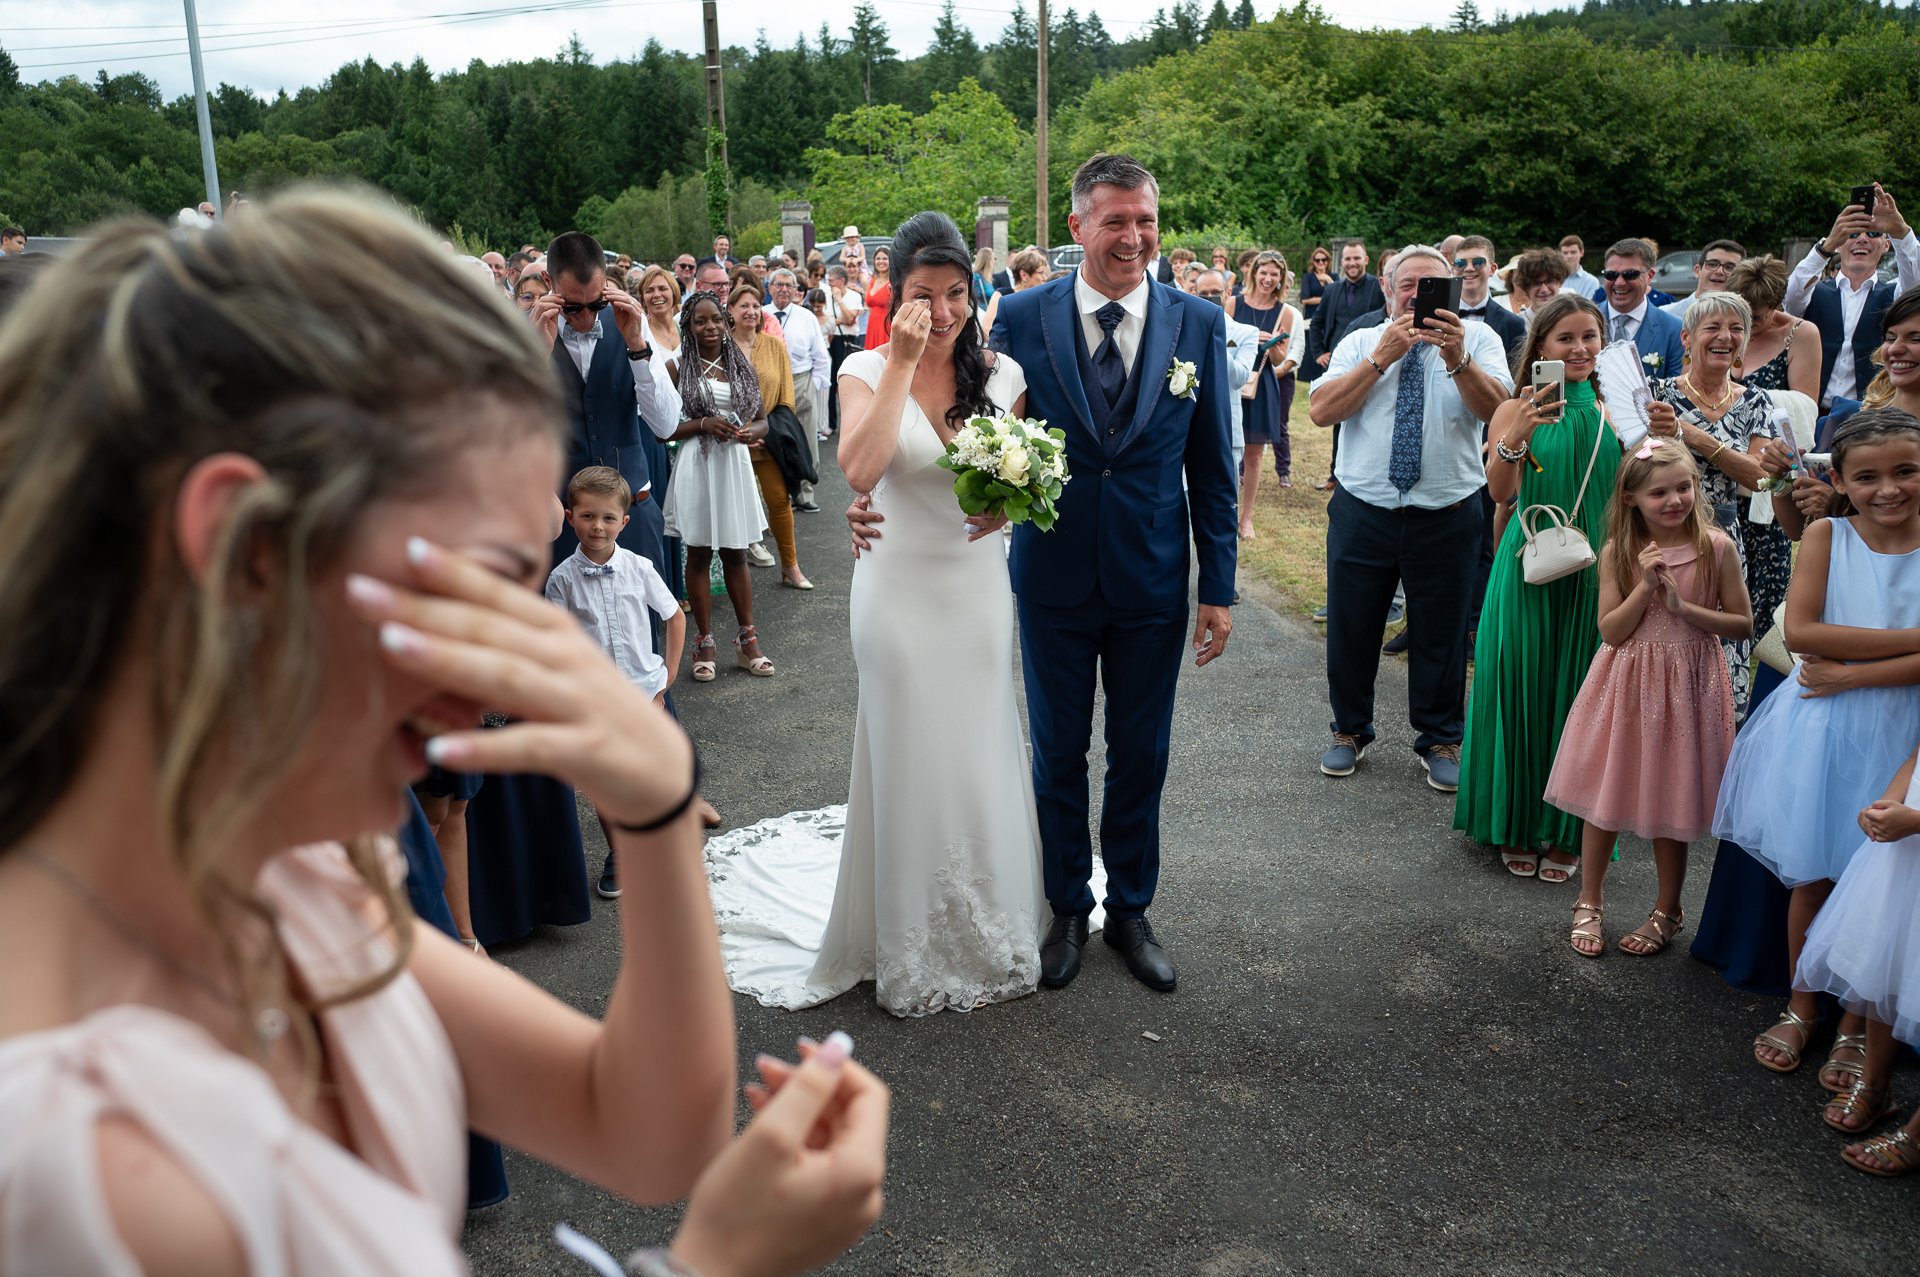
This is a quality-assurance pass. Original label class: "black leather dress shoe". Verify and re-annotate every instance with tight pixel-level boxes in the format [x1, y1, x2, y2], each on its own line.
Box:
[1040, 913, 1090, 987]
[1103, 915, 1177, 991]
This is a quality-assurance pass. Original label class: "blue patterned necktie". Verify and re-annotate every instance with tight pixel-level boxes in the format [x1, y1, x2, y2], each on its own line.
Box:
[1093, 301, 1127, 411]
[1387, 343, 1430, 494]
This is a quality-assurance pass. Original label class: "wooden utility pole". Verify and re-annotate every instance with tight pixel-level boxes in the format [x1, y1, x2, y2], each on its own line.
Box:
[1036, 0, 1049, 249]
[703, 0, 729, 168]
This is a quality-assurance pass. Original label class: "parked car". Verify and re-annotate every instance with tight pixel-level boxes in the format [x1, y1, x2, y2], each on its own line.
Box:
[1652, 250, 1700, 298]
[819, 236, 894, 270]
[1048, 244, 1085, 272]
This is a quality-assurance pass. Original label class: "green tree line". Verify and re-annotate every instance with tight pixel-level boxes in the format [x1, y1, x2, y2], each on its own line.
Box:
[3, 0, 1919, 262]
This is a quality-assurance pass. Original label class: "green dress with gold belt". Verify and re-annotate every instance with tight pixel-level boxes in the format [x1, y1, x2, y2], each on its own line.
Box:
[1453, 377, 1621, 854]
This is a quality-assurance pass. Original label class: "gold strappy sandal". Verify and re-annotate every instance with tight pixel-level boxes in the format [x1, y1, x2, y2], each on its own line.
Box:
[1821, 1032, 1868, 1095]
[1618, 907, 1684, 957]
[1754, 1007, 1817, 1074]
[1570, 902, 1604, 959]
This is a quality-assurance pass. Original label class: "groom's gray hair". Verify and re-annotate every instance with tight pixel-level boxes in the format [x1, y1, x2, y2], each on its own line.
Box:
[1070, 153, 1160, 217]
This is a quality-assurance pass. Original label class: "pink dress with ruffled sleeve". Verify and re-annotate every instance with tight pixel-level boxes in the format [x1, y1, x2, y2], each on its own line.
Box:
[0, 843, 471, 1275]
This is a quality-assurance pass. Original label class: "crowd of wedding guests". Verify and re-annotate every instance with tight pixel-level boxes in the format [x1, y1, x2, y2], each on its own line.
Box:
[393, 196, 1920, 1183]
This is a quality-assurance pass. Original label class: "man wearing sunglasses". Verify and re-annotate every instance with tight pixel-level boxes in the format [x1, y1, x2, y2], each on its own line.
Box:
[1659, 239, 1745, 318]
[1595, 238, 1684, 377]
[536, 231, 683, 582]
[1783, 183, 1920, 409]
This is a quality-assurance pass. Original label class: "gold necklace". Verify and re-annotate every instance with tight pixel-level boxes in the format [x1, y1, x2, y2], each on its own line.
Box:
[1680, 374, 1734, 413]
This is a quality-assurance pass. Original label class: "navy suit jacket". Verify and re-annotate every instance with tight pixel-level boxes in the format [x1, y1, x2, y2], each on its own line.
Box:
[990, 273, 1238, 610]
[1305, 273, 1387, 378]
[1806, 278, 1895, 407]
[550, 310, 666, 568]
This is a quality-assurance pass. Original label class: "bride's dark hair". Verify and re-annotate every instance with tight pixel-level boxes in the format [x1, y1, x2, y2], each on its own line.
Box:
[888, 211, 994, 429]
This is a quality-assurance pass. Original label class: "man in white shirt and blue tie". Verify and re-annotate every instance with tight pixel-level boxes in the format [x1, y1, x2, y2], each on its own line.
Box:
[1307, 245, 1513, 793]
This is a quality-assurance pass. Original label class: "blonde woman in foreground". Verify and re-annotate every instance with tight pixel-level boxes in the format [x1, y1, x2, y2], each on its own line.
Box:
[0, 189, 887, 1277]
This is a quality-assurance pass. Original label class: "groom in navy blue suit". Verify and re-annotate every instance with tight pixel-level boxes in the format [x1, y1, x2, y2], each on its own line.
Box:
[989, 154, 1239, 992]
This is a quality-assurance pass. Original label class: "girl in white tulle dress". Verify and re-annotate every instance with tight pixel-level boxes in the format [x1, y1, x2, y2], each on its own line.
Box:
[1797, 741, 1920, 1177]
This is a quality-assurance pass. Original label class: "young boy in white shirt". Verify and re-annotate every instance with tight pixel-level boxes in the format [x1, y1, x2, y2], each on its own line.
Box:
[546, 466, 685, 897]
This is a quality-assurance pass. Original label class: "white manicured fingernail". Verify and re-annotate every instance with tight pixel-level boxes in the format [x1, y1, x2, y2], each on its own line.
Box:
[345, 574, 393, 609]
[818, 1030, 853, 1069]
[380, 621, 426, 655]
[424, 736, 468, 765]
[406, 536, 439, 568]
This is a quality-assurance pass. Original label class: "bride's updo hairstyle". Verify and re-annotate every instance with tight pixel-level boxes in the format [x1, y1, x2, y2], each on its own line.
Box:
[0, 186, 562, 1058]
[888, 211, 995, 429]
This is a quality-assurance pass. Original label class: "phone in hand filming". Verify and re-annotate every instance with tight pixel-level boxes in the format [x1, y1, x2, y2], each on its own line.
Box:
[1412, 275, 1463, 335]
[1851, 184, 1878, 219]
[1531, 359, 1567, 421]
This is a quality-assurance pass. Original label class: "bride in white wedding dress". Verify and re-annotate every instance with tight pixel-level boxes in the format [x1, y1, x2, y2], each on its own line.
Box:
[706, 212, 1057, 1017]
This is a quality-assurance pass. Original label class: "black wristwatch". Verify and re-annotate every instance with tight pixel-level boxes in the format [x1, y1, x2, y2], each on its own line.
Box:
[628, 344, 652, 361]
[1814, 241, 1840, 261]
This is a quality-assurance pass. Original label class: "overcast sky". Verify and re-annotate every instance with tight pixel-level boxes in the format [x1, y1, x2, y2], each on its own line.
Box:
[6, 0, 1571, 100]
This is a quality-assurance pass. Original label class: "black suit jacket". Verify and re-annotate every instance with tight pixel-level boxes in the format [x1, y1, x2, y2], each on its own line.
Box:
[992, 268, 1013, 295]
[1471, 301, 1528, 362]
[1304, 273, 1387, 380]
[1154, 256, 1174, 284]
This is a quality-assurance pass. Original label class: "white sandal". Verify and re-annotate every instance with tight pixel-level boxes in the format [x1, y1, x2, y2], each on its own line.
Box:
[1502, 850, 1540, 878]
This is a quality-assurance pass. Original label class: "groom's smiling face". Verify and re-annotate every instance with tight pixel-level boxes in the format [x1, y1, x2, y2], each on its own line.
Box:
[1071, 181, 1160, 299]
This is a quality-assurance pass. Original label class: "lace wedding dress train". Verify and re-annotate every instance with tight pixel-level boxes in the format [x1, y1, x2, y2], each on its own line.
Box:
[706, 349, 1059, 1017]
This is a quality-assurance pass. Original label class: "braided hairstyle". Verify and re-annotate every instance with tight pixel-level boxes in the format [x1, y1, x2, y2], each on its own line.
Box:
[675, 289, 762, 451]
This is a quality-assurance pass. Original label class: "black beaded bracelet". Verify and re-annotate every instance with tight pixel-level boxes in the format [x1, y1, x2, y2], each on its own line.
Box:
[612, 750, 703, 834]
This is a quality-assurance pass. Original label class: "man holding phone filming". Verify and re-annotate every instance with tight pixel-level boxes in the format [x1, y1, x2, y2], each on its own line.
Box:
[1782, 182, 1920, 409]
[1307, 245, 1512, 792]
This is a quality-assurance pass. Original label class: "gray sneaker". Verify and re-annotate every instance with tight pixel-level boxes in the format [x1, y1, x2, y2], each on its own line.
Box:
[1420, 743, 1462, 792]
[1320, 733, 1367, 777]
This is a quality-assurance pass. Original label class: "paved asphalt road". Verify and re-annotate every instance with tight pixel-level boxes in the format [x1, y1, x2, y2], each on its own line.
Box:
[465, 444, 1915, 1276]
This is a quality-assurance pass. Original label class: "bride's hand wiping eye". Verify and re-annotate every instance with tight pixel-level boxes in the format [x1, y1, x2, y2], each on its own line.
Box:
[888, 299, 932, 369]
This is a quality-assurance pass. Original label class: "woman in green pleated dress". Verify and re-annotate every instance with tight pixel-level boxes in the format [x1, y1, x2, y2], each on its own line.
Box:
[1454, 295, 1624, 882]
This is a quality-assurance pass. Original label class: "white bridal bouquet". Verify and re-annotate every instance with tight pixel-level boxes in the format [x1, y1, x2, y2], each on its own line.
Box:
[936, 413, 1070, 531]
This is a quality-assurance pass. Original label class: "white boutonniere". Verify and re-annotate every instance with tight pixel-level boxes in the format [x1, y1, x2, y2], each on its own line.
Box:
[1167, 357, 1198, 400]
[1642, 352, 1663, 372]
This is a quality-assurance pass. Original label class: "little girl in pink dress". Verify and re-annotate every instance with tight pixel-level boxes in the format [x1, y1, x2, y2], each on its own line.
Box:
[1544, 438, 1753, 958]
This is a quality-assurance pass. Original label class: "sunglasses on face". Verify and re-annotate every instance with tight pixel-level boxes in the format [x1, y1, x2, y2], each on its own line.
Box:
[560, 298, 611, 315]
[1601, 269, 1644, 282]
[1850, 231, 1889, 240]
[1453, 257, 1489, 270]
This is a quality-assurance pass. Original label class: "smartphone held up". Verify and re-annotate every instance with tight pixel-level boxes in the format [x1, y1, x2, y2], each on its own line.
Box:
[1531, 359, 1566, 421]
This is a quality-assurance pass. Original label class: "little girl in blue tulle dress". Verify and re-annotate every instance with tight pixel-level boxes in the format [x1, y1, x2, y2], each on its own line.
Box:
[1797, 739, 1920, 1177]
[1712, 409, 1920, 1087]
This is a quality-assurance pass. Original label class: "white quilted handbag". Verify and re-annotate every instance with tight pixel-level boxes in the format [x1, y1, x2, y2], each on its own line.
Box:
[1517, 411, 1611, 586]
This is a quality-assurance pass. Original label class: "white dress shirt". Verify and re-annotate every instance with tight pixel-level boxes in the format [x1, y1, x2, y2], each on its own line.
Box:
[1074, 270, 1150, 375]
[559, 320, 601, 379]
[545, 545, 679, 700]
[768, 302, 832, 390]
[1313, 320, 1514, 511]
[1604, 297, 1650, 345]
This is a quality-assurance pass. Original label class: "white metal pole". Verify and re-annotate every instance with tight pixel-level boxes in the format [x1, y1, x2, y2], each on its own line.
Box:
[183, 0, 222, 216]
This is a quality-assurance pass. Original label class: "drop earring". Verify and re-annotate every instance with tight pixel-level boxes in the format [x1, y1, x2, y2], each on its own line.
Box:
[1734, 354, 1744, 371]
[1681, 350, 1690, 372]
